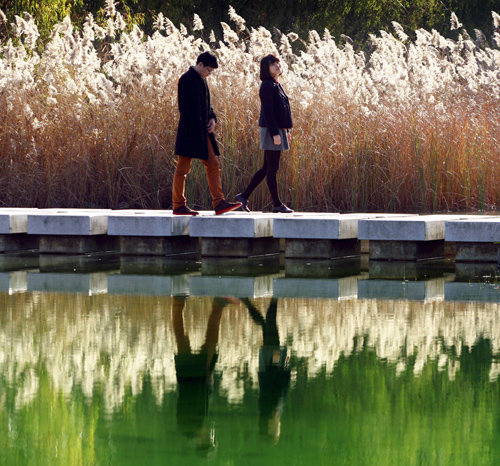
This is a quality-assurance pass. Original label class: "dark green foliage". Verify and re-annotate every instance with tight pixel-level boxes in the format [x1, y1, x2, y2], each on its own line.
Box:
[1, 0, 499, 45]
[0, 0, 73, 39]
[0, 1, 144, 42]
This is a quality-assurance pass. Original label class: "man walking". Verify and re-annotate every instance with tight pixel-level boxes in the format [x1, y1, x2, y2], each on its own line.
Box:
[172, 51, 241, 215]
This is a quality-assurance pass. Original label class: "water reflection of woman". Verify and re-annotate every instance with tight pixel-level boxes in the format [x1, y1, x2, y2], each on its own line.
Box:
[172, 296, 235, 456]
[241, 297, 291, 444]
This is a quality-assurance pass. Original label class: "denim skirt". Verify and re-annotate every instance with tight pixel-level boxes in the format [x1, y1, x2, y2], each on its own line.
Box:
[259, 128, 290, 151]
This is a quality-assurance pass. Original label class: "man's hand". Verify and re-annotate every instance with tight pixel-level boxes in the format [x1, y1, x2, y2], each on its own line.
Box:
[273, 134, 281, 145]
[207, 118, 216, 133]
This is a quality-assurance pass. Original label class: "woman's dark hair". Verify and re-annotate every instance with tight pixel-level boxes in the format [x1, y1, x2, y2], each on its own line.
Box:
[260, 54, 280, 81]
[197, 51, 218, 69]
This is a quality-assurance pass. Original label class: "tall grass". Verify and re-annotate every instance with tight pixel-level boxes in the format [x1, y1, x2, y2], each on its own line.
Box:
[0, 3, 499, 211]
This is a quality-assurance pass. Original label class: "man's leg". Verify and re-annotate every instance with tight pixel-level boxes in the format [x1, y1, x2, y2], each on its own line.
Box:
[172, 296, 191, 354]
[172, 156, 193, 210]
[202, 298, 226, 371]
[202, 137, 225, 208]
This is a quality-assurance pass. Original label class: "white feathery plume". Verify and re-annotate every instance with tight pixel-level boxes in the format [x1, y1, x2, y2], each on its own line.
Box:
[94, 22, 106, 40]
[12, 15, 27, 37]
[83, 14, 95, 42]
[415, 28, 431, 46]
[114, 12, 126, 31]
[492, 11, 500, 29]
[106, 17, 116, 38]
[280, 34, 293, 57]
[131, 24, 143, 41]
[308, 30, 321, 44]
[221, 22, 239, 43]
[12, 14, 40, 49]
[104, 0, 116, 18]
[164, 18, 176, 35]
[450, 12, 462, 30]
[392, 21, 408, 42]
[323, 28, 333, 41]
[474, 28, 487, 45]
[494, 32, 500, 47]
[154, 12, 165, 31]
[228, 6, 245, 31]
[193, 13, 203, 31]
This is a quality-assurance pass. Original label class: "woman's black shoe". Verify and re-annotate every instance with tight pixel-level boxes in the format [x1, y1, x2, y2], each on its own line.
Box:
[235, 193, 250, 212]
[272, 204, 293, 213]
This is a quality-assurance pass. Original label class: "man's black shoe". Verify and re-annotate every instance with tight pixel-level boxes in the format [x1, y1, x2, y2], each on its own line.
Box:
[215, 200, 242, 215]
[173, 205, 199, 216]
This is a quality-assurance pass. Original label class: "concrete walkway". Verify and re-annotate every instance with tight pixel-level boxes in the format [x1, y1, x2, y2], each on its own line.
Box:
[0, 208, 499, 262]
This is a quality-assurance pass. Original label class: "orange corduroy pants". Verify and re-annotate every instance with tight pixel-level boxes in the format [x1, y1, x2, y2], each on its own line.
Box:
[172, 137, 224, 209]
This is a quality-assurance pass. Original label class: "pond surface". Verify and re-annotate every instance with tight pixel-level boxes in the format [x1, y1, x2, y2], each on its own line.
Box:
[0, 256, 499, 465]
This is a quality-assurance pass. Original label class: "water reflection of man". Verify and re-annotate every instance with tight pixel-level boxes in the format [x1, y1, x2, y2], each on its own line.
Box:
[172, 296, 235, 456]
[241, 297, 291, 444]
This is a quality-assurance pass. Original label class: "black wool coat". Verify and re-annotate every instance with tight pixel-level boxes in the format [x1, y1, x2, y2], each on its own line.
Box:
[258, 79, 293, 137]
[174, 66, 220, 159]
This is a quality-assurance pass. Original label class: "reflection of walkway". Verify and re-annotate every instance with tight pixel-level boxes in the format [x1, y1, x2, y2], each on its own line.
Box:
[242, 298, 291, 443]
[172, 296, 234, 455]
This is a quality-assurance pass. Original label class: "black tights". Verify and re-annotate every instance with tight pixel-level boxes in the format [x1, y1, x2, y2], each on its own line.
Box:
[241, 150, 282, 207]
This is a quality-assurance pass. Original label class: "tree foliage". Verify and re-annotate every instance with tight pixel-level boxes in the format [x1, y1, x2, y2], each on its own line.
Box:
[1, 0, 499, 45]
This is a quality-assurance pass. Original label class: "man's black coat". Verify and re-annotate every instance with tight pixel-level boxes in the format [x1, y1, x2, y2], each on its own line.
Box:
[174, 66, 220, 159]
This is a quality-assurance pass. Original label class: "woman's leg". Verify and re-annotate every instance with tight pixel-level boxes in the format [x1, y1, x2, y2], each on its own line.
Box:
[262, 298, 280, 347]
[264, 150, 282, 207]
[240, 155, 268, 200]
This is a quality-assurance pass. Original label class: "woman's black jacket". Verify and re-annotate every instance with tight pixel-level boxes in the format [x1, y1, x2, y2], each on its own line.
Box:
[174, 66, 219, 159]
[258, 79, 293, 137]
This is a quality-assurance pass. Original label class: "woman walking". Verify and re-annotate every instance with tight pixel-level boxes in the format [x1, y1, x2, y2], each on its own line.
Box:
[235, 54, 294, 213]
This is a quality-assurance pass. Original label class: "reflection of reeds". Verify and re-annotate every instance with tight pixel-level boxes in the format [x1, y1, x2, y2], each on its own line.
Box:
[0, 8, 498, 211]
[0, 292, 498, 410]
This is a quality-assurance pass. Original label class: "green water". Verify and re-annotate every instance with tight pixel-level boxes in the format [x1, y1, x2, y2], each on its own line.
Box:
[0, 268, 499, 465]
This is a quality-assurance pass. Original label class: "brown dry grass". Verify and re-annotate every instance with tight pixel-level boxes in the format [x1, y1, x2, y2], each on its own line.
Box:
[1, 10, 498, 213]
